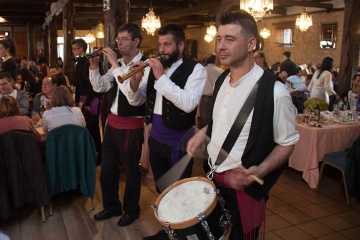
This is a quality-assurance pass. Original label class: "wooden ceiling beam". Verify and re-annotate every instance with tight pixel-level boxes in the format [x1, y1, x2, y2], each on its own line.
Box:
[276, 1, 333, 10]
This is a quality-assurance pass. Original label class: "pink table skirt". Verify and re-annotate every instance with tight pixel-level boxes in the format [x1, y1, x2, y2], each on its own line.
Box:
[289, 122, 360, 189]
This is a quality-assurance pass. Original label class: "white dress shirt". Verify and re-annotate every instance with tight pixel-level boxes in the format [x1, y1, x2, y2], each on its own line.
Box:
[208, 64, 299, 172]
[42, 106, 85, 133]
[124, 58, 207, 114]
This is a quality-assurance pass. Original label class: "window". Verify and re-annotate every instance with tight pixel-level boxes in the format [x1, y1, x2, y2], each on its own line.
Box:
[274, 27, 293, 47]
[320, 23, 337, 49]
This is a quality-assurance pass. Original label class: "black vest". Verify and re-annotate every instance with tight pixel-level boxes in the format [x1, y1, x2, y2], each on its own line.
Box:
[108, 56, 147, 117]
[208, 69, 282, 201]
[146, 57, 197, 130]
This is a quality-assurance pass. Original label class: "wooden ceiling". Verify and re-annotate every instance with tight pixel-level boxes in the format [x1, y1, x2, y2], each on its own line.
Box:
[0, 0, 343, 30]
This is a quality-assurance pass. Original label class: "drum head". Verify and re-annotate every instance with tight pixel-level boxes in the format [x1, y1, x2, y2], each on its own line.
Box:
[155, 177, 217, 229]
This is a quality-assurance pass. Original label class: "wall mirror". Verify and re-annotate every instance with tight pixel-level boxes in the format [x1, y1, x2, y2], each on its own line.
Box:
[320, 23, 337, 49]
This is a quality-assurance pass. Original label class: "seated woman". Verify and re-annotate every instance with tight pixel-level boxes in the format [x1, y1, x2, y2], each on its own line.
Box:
[42, 86, 85, 133]
[0, 96, 41, 141]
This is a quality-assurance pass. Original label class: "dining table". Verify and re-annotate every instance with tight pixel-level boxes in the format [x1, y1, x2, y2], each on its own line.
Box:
[288, 118, 360, 189]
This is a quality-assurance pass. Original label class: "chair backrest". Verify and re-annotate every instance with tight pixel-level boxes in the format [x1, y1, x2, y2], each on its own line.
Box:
[45, 124, 97, 197]
[304, 98, 329, 111]
[0, 130, 49, 220]
[345, 135, 360, 190]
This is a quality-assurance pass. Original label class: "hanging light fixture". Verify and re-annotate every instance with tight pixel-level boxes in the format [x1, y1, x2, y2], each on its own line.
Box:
[295, 8, 313, 32]
[260, 26, 271, 39]
[85, 29, 96, 44]
[204, 34, 213, 43]
[141, 0, 161, 36]
[96, 22, 104, 39]
[206, 23, 217, 38]
[240, 0, 273, 21]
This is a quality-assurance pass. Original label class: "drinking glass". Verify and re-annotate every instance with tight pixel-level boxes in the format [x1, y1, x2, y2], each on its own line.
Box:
[304, 109, 311, 124]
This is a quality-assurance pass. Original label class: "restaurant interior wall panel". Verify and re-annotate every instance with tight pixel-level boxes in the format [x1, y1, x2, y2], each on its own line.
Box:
[261, 10, 344, 70]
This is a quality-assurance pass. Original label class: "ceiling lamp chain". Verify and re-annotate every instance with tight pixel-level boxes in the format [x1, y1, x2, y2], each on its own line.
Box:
[240, 0, 273, 21]
[295, 7, 313, 32]
[141, 0, 161, 36]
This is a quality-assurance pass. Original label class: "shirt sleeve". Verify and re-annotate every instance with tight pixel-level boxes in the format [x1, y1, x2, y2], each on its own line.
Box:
[89, 67, 116, 93]
[154, 63, 207, 113]
[273, 81, 299, 146]
[323, 71, 337, 96]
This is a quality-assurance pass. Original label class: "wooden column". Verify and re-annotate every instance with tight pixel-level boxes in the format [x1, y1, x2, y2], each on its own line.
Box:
[27, 22, 35, 60]
[103, 0, 126, 72]
[338, 0, 360, 95]
[43, 25, 50, 64]
[49, 19, 58, 66]
[63, 2, 75, 85]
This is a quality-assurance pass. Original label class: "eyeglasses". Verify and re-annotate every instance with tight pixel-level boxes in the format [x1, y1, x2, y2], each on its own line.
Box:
[71, 47, 82, 51]
[115, 37, 132, 43]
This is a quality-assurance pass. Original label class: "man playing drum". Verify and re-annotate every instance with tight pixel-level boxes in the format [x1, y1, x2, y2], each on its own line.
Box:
[187, 10, 299, 240]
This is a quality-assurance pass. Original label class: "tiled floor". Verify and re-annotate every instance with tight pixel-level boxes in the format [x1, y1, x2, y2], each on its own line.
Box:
[265, 167, 360, 240]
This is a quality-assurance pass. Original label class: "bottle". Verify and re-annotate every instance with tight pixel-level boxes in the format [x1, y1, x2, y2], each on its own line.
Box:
[343, 96, 349, 111]
[39, 98, 46, 117]
[313, 101, 321, 122]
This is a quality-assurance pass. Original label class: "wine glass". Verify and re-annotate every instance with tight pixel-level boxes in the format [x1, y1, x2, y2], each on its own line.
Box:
[304, 109, 311, 124]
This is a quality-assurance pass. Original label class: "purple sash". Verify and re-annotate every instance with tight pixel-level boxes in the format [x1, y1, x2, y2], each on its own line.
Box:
[80, 96, 100, 116]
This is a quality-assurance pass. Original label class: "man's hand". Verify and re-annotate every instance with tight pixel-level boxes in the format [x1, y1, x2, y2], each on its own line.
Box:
[187, 126, 208, 157]
[102, 47, 119, 69]
[128, 61, 146, 92]
[146, 58, 164, 80]
[89, 48, 101, 70]
[224, 166, 261, 190]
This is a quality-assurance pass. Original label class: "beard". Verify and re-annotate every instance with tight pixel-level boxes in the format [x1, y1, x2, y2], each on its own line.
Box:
[160, 47, 180, 69]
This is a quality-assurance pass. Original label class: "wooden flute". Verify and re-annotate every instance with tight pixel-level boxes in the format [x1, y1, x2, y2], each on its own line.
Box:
[117, 56, 161, 83]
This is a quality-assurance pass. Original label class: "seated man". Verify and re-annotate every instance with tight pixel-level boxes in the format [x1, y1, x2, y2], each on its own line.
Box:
[0, 72, 29, 116]
[287, 67, 307, 91]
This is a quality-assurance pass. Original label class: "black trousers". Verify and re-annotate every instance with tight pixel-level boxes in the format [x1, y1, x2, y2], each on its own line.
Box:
[148, 136, 193, 193]
[100, 124, 144, 215]
[83, 109, 102, 163]
[213, 180, 259, 240]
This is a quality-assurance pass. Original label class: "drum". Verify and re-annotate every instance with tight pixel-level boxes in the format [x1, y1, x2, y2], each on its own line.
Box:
[154, 177, 231, 240]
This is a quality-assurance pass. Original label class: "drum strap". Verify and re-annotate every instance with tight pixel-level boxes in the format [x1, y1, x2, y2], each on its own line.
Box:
[214, 78, 260, 167]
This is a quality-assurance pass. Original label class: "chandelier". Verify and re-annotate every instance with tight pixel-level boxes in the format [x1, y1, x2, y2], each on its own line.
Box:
[85, 30, 96, 43]
[295, 8, 313, 32]
[96, 22, 104, 39]
[204, 23, 217, 43]
[141, 7, 161, 36]
[240, 0, 273, 21]
[260, 26, 270, 39]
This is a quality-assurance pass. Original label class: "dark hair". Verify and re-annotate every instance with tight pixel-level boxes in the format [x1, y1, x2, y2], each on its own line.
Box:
[0, 96, 20, 117]
[255, 51, 269, 68]
[218, 10, 257, 40]
[17, 68, 36, 89]
[294, 67, 302, 74]
[317, 56, 333, 78]
[0, 38, 16, 56]
[157, 24, 185, 44]
[117, 23, 143, 48]
[51, 86, 74, 108]
[0, 71, 13, 82]
[283, 51, 291, 58]
[49, 64, 60, 70]
[70, 38, 87, 52]
[204, 54, 217, 65]
[352, 73, 360, 81]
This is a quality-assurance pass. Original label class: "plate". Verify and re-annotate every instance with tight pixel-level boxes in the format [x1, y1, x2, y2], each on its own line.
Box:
[333, 119, 360, 125]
